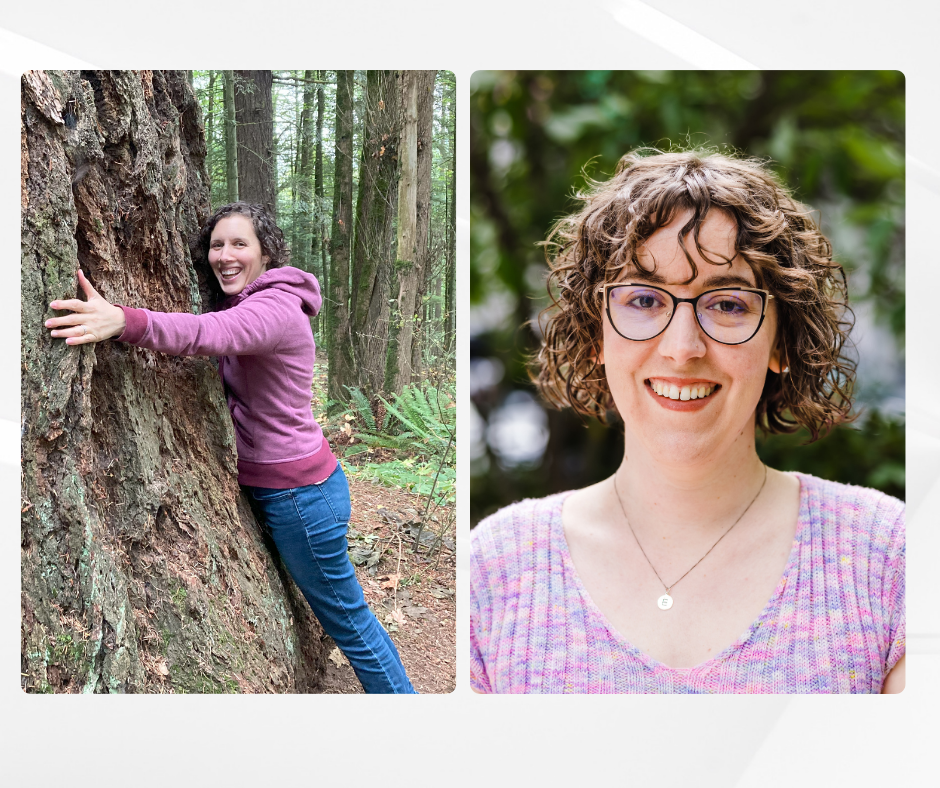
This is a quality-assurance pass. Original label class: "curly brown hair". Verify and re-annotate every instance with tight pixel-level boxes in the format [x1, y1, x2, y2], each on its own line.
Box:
[536, 148, 855, 440]
[199, 201, 290, 270]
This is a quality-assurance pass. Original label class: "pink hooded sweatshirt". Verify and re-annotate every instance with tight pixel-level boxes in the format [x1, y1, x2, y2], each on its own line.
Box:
[116, 266, 337, 488]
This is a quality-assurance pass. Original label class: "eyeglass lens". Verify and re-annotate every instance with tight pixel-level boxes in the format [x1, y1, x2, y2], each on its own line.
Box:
[608, 285, 764, 344]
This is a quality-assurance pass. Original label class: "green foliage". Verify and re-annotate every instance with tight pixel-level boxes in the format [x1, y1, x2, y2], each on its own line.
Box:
[344, 382, 456, 505]
[757, 411, 904, 501]
[352, 457, 455, 505]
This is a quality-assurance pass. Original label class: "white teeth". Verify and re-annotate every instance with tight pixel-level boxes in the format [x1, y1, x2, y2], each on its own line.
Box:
[650, 380, 715, 401]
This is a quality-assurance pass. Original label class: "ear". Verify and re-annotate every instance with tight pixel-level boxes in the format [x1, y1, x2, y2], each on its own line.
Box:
[768, 340, 784, 374]
[262, 255, 271, 269]
[596, 340, 604, 367]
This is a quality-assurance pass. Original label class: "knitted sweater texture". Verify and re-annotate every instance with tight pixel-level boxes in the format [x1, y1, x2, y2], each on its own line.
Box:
[470, 473, 905, 694]
[117, 267, 336, 488]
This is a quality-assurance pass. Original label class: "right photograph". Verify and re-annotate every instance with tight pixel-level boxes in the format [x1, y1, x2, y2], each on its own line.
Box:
[469, 70, 905, 694]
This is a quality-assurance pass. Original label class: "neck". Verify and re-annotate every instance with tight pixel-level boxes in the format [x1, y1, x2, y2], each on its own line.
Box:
[614, 428, 767, 537]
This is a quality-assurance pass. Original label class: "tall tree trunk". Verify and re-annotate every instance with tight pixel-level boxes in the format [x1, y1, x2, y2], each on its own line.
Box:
[445, 79, 457, 351]
[234, 70, 276, 216]
[222, 70, 238, 203]
[407, 71, 438, 385]
[327, 71, 355, 404]
[205, 71, 216, 196]
[314, 71, 328, 340]
[295, 70, 316, 275]
[21, 70, 330, 693]
[391, 71, 437, 392]
[390, 71, 419, 393]
[351, 70, 401, 398]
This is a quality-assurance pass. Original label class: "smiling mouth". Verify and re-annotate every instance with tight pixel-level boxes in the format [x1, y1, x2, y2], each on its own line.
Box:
[647, 379, 719, 402]
[219, 268, 242, 280]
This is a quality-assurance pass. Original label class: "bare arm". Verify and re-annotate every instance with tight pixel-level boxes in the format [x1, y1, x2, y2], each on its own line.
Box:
[45, 270, 126, 344]
[881, 654, 905, 694]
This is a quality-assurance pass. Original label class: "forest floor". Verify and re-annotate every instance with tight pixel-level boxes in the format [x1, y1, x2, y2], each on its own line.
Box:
[310, 356, 456, 694]
[317, 475, 456, 694]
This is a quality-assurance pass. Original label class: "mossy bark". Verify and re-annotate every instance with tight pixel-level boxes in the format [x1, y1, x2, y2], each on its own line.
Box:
[21, 70, 329, 694]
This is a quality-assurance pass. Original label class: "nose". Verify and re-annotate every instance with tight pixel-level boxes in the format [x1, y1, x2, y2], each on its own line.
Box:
[657, 302, 707, 364]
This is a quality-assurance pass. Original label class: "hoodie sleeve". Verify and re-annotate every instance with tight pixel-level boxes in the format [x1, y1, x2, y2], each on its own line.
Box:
[116, 290, 298, 357]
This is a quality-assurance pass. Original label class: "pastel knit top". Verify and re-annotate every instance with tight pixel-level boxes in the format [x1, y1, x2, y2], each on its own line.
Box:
[470, 473, 905, 694]
[117, 267, 337, 488]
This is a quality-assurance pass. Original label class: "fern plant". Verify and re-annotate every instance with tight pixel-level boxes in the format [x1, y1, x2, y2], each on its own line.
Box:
[341, 382, 456, 505]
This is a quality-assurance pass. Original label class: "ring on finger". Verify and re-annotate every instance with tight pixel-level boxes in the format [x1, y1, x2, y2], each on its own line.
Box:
[80, 325, 87, 336]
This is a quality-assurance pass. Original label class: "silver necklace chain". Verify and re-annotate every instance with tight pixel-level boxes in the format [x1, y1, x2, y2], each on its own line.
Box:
[612, 464, 768, 609]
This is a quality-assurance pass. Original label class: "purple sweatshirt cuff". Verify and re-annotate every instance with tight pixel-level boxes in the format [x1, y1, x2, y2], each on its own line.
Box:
[115, 305, 148, 343]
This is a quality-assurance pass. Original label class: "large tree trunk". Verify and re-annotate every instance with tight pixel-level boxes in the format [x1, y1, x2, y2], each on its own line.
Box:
[327, 71, 355, 404]
[351, 70, 400, 398]
[21, 70, 329, 694]
[234, 70, 276, 216]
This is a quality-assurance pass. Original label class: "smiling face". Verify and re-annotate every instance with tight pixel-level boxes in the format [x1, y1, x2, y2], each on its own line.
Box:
[599, 209, 782, 467]
[208, 214, 270, 296]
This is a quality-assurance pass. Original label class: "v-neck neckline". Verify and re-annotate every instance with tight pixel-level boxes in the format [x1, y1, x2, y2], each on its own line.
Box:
[554, 472, 809, 674]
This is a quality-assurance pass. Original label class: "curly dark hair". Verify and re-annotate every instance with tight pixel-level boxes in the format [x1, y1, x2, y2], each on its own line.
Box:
[536, 148, 855, 441]
[198, 201, 290, 270]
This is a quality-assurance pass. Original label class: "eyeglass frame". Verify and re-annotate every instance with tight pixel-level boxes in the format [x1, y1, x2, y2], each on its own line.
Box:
[601, 282, 775, 346]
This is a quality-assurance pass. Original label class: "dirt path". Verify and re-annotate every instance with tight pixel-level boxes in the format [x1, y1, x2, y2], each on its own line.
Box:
[317, 474, 456, 694]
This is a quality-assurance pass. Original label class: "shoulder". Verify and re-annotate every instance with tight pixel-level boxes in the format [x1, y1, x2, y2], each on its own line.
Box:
[471, 494, 567, 557]
[229, 267, 320, 315]
[795, 471, 904, 555]
[470, 493, 570, 588]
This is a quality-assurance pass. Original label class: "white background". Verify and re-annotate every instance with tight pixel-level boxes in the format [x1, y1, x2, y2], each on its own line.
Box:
[2, 1, 937, 784]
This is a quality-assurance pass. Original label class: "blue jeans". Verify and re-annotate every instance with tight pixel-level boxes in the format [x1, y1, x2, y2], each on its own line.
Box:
[246, 466, 415, 694]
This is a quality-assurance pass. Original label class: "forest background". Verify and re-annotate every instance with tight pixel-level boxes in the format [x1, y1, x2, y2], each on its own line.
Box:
[194, 70, 458, 502]
[470, 70, 905, 525]
[21, 69, 456, 693]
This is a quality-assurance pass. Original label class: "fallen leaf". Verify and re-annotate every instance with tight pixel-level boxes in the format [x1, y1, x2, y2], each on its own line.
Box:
[390, 608, 406, 627]
[328, 647, 349, 668]
[380, 574, 400, 590]
[155, 659, 169, 676]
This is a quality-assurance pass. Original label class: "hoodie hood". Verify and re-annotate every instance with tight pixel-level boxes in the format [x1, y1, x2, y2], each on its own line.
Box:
[224, 265, 322, 316]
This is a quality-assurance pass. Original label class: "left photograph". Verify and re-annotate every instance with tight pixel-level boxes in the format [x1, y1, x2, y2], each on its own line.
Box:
[21, 70, 456, 694]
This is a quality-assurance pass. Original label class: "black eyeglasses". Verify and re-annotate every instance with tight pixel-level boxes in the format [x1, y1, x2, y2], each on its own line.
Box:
[602, 283, 773, 345]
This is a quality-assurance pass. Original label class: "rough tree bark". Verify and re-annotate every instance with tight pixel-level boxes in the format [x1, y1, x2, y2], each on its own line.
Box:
[351, 70, 400, 398]
[327, 71, 355, 404]
[21, 70, 330, 694]
[234, 70, 276, 216]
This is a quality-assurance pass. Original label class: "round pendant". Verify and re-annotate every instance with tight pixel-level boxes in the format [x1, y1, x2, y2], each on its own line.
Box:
[657, 593, 674, 610]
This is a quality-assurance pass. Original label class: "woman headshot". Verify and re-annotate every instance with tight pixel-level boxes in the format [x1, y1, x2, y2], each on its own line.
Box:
[469, 149, 905, 693]
[45, 202, 416, 694]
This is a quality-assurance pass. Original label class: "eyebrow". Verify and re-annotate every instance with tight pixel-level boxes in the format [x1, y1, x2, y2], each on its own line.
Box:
[621, 269, 756, 289]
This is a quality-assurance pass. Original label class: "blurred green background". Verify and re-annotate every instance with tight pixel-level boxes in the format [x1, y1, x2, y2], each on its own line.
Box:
[470, 71, 905, 525]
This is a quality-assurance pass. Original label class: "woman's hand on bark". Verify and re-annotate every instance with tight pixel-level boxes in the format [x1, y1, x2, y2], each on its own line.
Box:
[45, 270, 126, 345]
